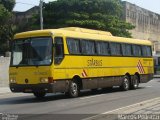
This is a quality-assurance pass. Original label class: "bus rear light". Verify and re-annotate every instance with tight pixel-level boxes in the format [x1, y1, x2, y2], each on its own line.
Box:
[48, 77, 53, 83]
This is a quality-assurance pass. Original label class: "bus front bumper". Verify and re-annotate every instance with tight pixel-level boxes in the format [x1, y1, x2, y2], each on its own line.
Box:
[10, 81, 69, 93]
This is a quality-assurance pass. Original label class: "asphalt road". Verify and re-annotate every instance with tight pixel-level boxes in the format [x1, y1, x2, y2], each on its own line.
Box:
[0, 78, 160, 120]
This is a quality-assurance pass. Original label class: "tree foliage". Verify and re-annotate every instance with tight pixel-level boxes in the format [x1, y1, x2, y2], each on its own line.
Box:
[0, 0, 15, 54]
[29, 0, 134, 37]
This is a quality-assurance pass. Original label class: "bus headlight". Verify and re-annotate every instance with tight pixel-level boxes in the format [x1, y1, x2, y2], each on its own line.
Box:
[10, 78, 16, 83]
[40, 78, 48, 83]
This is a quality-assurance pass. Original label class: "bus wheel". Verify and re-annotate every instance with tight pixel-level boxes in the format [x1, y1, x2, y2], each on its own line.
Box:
[131, 75, 139, 89]
[33, 92, 46, 99]
[67, 80, 79, 98]
[120, 76, 130, 91]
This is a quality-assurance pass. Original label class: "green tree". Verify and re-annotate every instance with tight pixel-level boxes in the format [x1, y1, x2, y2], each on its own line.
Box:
[29, 0, 134, 37]
[0, 0, 15, 54]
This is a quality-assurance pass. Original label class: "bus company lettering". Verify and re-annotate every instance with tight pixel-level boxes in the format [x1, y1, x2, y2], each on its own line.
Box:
[87, 59, 102, 66]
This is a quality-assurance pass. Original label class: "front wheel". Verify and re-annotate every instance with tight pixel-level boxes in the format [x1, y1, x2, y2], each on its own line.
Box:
[120, 76, 130, 91]
[67, 80, 79, 98]
[33, 92, 46, 99]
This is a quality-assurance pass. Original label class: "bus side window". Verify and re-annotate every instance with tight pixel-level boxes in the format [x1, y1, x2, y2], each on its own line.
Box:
[132, 45, 142, 56]
[54, 37, 64, 64]
[110, 42, 122, 56]
[81, 40, 96, 55]
[96, 41, 110, 55]
[121, 43, 132, 56]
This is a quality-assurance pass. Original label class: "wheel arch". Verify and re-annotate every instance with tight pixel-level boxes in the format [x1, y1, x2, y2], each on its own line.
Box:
[125, 73, 131, 81]
[72, 75, 83, 89]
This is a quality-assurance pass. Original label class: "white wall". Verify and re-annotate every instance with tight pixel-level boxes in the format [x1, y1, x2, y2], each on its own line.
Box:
[0, 57, 10, 87]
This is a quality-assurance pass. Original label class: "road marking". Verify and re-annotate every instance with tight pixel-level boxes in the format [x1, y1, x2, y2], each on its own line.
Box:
[146, 86, 152, 88]
[80, 94, 105, 100]
[83, 97, 160, 120]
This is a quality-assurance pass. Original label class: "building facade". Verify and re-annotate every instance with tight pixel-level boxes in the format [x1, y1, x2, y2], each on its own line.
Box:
[123, 1, 160, 55]
[13, 6, 39, 31]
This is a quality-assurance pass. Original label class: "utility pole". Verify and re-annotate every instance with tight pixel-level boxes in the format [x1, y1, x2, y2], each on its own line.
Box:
[40, 0, 43, 30]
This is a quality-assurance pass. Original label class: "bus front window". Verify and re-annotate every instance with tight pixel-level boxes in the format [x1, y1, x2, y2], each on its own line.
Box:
[11, 37, 53, 66]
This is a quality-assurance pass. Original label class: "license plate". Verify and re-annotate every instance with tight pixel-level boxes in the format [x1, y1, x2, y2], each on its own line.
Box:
[24, 89, 32, 92]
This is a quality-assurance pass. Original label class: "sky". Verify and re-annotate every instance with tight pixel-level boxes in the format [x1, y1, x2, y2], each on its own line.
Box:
[14, 0, 160, 14]
[13, 0, 54, 12]
[122, 0, 160, 14]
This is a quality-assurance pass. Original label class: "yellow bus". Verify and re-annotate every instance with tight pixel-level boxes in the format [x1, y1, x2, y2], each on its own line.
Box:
[9, 27, 154, 98]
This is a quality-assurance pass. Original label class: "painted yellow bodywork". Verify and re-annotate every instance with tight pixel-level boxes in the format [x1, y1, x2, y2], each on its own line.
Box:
[10, 27, 153, 84]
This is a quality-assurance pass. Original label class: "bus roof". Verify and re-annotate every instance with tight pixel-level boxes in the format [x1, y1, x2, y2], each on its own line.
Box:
[14, 27, 152, 46]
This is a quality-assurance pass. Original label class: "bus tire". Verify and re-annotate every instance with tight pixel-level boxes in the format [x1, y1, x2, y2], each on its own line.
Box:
[131, 75, 139, 89]
[33, 92, 46, 99]
[120, 76, 130, 91]
[67, 80, 79, 98]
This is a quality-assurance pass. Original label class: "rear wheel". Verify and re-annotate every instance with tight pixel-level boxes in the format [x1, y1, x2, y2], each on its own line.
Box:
[33, 92, 46, 99]
[120, 76, 130, 91]
[67, 80, 79, 98]
[131, 75, 139, 89]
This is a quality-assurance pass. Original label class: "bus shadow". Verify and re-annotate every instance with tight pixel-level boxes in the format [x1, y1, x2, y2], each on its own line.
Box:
[0, 87, 145, 105]
[79, 86, 144, 97]
[0, 93, 67, 105]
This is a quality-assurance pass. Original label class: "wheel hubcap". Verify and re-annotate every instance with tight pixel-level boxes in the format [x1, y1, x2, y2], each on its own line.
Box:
[124, 78, 129, 89]
[71, 83, 77, 95]
[134, 79, 138, 88]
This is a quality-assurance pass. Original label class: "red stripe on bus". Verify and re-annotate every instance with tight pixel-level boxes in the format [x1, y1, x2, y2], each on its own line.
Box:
[83, 69, 88, 77]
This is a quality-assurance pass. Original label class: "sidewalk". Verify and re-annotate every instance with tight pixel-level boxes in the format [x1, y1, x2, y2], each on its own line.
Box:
[85, 97, 160, 120]
[0, 87, 11, 94]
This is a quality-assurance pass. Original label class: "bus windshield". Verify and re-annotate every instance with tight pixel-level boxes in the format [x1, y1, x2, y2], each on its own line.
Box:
[11, 37, 53, 66]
